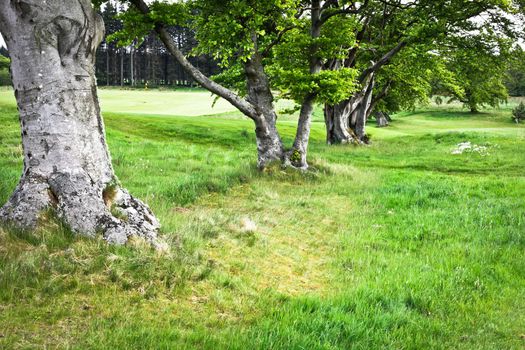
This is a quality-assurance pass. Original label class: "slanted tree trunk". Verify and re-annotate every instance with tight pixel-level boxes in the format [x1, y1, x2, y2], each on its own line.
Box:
[130, 0, 285, 169]
[352, 73, 374, 142]
[0, 0, 159, 244]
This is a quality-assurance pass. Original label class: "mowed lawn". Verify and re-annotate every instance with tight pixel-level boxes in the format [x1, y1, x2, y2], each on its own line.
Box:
[0, 88, 524, 349]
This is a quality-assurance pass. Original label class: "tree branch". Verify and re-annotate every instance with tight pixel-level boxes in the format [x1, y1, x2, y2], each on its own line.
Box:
[128, 0, 258, 120]
[261, 26, 295, 58]
[358, 40, 407, 83]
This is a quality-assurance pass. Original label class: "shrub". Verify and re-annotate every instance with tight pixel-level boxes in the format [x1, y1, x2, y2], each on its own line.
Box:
[0, 69, 11, 86]
[512, 102, 525, 124]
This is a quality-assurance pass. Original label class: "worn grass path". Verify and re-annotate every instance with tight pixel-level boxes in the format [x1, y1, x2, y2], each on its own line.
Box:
[0, 89, 524, 349]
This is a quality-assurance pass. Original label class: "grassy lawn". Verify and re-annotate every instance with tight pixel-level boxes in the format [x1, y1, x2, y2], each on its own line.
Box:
[0, 88, 524, 349]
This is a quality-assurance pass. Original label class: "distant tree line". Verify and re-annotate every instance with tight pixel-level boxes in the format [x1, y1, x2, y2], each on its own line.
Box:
[0, 46, 11, 86]
[95, 1, 220, 87]
[506, 47, 525, 97]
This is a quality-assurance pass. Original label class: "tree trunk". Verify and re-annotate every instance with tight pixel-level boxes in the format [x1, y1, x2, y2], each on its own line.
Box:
[288, 0, 322, 169]
[244, 53, 284, 168]
[324, 41, 406, 146]
[353, 74, 375, 142]
[120, 48, 124, 87]
[0, 0, 159, 244]
[289, 94, 315, 169]
[325, 73, 375, 145]
[106, 45, 110, 86]
[325, 98, 360, 145]
[130, 0, 283, 169]
[130, 45, 135, 86]
[163, 54, 169, 86]
[374, 112, 390, 127]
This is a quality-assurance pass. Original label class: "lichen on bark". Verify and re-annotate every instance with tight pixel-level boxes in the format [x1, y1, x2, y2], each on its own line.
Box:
[0, 0, 160, 245]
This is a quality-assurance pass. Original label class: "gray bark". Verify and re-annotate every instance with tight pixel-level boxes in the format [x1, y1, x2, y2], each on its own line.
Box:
[353, 74, 375, 142]
[130, 45, 135, 86]
[325, 41, 406, 145]
[374, 112, 390, 127]
[244, 53, 285, 167]
[0, 0, 159, 244]
[289, 94, 315, 168]
[325, 74, 374, 144]
[324, 100, 356, 145]
[287, 0, 323, 169]
[120, 48, 124, 86]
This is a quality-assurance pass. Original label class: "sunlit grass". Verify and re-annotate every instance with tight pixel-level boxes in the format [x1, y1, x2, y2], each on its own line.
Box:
[0, 89, 524, 349]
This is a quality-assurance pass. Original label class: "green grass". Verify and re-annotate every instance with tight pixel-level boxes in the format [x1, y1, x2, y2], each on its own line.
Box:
[0, 88, 524, 349]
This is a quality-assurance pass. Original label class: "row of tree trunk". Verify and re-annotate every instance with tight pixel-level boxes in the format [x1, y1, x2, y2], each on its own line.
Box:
[96, 38, 219, 87]
[0, 0, 392, 245]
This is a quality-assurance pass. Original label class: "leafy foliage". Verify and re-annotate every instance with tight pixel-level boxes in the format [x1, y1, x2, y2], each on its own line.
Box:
[190, 0, 299, 66]
[512, 101, 525, 123]
[505, 46, 525, 96]
[268, 15, 360, 104]
[436, 33, 512, 112]
[0, 54, 11, 86]
[108, 1, 188, 46]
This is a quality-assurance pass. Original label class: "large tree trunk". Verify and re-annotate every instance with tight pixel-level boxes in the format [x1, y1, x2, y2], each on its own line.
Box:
[244, 53, 285, 168]
[324, 100, 356, 145]
[324, 41, 406, 145]
[325, 73, 375, 145]
[0, 0, 159, 244]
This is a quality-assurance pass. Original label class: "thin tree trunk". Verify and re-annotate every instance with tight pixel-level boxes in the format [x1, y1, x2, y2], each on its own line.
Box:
[0, 0, 159, 244]
[106, 45, 110, 86]
[163, 54, 169, 86]
[130, 0, 287, 169]
[290, 94, 315, 168]
[366, 80, 391, 120]
[112, 47, 117, 85]
[354, 74, 375, 142]
[120, 48, 124, 87]
[288, 0, 322, 169]
[130, 45, 135, 86]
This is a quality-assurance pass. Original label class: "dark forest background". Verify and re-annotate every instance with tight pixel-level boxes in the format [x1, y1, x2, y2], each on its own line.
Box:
[93, 2, 220, 88]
